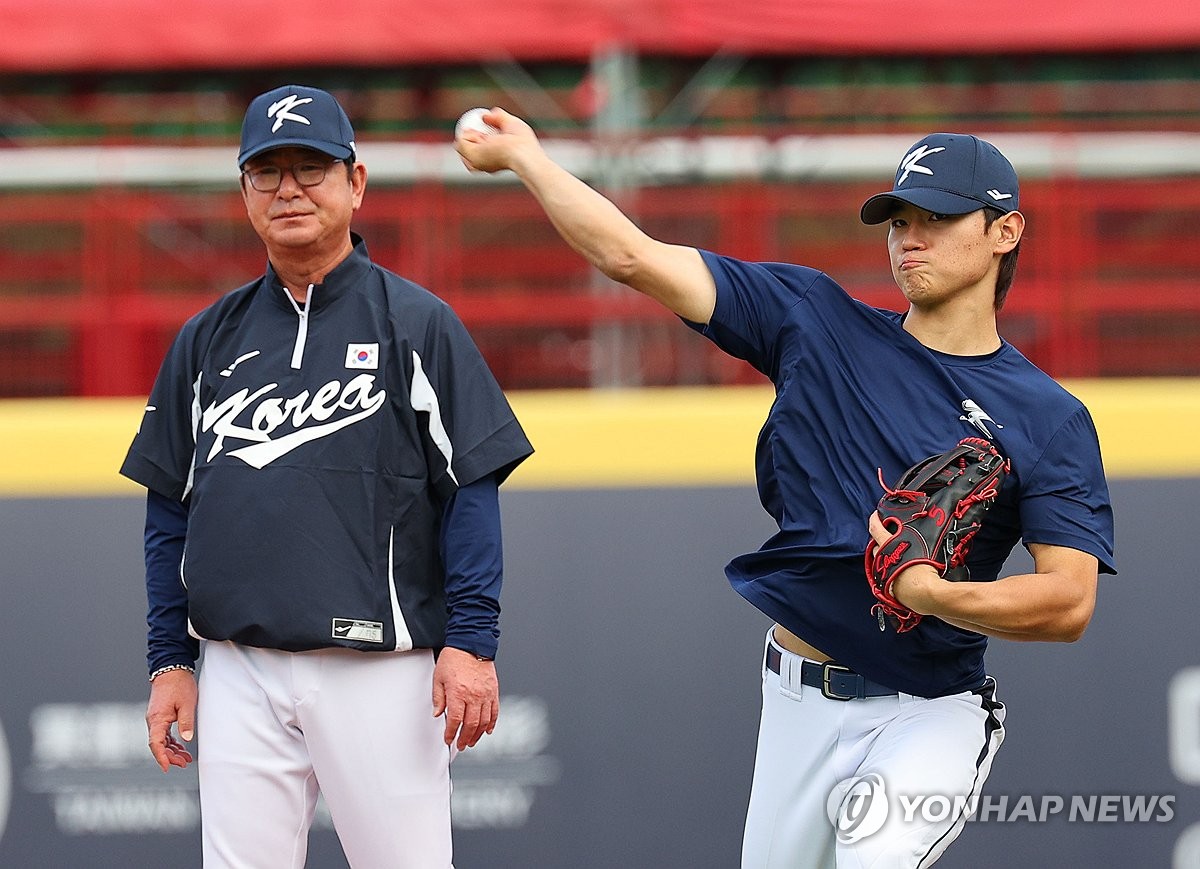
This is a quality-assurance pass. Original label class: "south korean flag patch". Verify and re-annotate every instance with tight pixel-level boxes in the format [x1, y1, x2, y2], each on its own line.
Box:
[345, 343, 379, 370]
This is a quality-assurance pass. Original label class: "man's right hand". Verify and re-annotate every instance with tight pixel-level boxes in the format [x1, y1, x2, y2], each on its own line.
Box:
[146, 668, 197, 772]
[452, 106, 718, 325]
[453, 107, 540, 175]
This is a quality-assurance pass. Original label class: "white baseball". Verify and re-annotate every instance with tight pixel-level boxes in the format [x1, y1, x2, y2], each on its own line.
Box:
[455, 107, 499, 138]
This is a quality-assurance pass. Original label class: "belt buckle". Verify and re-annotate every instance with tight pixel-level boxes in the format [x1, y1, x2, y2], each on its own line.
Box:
[821, 662, 858, 701]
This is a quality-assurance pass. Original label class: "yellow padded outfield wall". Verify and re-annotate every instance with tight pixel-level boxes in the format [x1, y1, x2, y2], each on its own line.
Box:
[0, 379, 1196, 497]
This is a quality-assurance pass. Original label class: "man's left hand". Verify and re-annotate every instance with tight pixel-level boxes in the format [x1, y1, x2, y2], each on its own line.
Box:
[432, 646, 499, 750]
[868, 510, 943, 613]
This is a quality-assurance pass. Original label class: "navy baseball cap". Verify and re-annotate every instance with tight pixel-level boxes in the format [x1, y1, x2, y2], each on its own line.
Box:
[238, 85, 356, 168]
[860, 133, 1019, 225]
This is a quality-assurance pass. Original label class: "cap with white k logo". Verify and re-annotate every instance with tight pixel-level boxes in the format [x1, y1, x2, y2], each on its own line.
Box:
[238, 85, 356, 168]
[860, 132, 1019, 225]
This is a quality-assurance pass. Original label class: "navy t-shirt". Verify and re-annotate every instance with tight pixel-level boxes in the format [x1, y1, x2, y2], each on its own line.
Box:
[692, 251, 1116, 697]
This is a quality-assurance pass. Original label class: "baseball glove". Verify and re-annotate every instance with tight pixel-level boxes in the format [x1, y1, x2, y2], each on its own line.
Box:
[865, 437, 1010, 633]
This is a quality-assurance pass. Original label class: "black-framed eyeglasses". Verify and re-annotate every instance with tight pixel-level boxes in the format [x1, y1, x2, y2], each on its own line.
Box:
[241, 160, 338, 193]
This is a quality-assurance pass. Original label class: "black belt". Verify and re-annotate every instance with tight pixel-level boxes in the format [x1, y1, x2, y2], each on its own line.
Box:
[765, 643, 897, 701]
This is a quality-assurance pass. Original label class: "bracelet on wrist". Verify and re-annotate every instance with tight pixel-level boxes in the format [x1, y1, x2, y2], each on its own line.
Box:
[149, 663, 195, 683]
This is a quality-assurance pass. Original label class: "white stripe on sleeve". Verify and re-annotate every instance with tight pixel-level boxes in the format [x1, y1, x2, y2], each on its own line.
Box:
[408, 350, 458, 486]
[183, 371, 202, 499]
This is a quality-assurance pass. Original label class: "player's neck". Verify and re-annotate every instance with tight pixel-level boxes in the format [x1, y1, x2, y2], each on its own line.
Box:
[268, 236, 354, 302]
[903, 302, 1001, 356]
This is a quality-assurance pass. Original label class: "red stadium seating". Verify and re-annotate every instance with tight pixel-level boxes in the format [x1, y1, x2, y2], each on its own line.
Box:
[1, 175, 1198, 395]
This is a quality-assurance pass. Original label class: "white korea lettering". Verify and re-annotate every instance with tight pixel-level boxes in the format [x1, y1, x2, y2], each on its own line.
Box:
[201, 374, 386, 468]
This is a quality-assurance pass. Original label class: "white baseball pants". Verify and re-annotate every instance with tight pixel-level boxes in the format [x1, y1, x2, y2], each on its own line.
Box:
[197, 640, 454, 869]
[741, 631, 1006, 869]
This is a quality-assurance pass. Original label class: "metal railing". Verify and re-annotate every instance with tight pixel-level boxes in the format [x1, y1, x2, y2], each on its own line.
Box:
[1, 145, 1198, 395]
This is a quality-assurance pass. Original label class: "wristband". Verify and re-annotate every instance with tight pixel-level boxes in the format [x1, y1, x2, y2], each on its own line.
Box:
[149, 663, 195, 682]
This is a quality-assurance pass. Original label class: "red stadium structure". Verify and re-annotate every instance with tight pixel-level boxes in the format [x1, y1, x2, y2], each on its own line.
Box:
[1, 1, 1199, 395]
[4, 0, 1200, 70]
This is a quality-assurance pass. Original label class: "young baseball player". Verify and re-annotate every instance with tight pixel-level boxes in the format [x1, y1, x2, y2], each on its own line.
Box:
[456, 112, 1114, 868]
[121, 86, 533, 868]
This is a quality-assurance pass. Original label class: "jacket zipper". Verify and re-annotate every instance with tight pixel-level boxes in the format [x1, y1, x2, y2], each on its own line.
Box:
[283, 284, 314, 369]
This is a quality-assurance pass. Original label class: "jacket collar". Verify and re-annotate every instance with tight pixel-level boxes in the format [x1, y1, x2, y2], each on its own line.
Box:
[262, 232, 372, 311]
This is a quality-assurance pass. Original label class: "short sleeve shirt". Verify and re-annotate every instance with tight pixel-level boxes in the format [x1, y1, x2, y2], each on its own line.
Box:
[692, 251, 1115, 697]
